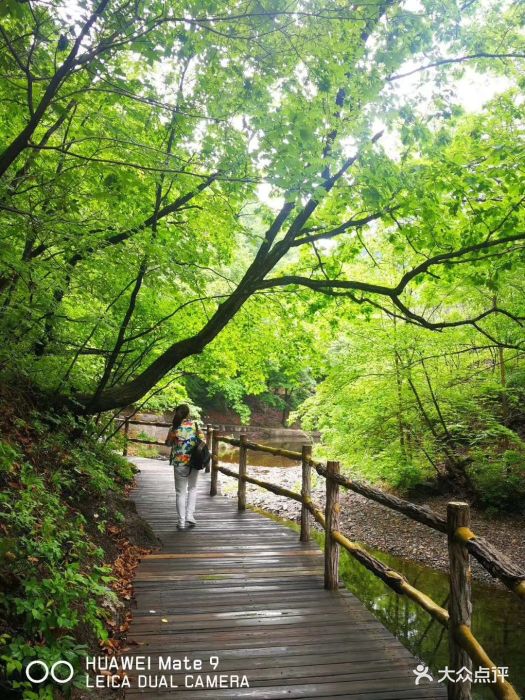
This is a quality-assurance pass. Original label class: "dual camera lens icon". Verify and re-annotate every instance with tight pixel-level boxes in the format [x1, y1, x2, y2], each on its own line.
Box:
[25, 660, 74, 684]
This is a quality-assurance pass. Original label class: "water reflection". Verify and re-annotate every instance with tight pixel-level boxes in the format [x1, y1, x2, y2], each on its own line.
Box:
[218, 439, 304, 468]
[340, 546, 525, 699]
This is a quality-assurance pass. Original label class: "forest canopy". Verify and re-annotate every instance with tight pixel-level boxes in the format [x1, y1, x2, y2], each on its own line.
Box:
[1, 0, 525, 497]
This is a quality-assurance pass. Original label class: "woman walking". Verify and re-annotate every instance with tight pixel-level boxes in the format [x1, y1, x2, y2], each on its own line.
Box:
[165, 404, 202, 531]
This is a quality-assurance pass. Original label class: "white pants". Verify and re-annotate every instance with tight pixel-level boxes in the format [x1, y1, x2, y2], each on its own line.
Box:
[173, 463, 199, 526]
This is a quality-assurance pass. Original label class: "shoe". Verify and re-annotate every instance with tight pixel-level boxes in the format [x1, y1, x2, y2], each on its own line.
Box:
[177, 524, 187, 531]
[187, 521, 196, 528]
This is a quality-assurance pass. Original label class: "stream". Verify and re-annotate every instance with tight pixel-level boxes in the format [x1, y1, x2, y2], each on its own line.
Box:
[218, 438, 304, 468]
[218, 439, 525, 699]
[339, 545, 525, 699]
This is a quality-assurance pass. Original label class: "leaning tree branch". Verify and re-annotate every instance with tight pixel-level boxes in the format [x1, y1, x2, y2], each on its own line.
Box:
[393, 232, 525, 295]
[29, 172, 220, 261]
[388, 52, 525, 81]
[255, 229, 525, 332]
[0, 0, 111, 178]
[290, 208, 392, 246]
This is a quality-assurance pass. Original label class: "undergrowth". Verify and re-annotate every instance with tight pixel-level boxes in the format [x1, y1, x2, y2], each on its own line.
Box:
[0, 386, 137, 699]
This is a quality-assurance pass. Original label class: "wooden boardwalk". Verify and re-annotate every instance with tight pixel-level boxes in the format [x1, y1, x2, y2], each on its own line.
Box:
[124, 458, 445, 699]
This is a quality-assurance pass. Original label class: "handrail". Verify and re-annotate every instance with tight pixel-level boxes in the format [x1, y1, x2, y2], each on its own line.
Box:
[312, 463, 525, 602]
[220, 435, 302, 460]
[117, 418, 525, 601]
[116, 418, 171, 428]
[216, 433, 525, 601]
[458, 531, 525, 601]
[117, 417, 525, 603]
[209, 429, 522, 700]
[312, 460, 448, 532]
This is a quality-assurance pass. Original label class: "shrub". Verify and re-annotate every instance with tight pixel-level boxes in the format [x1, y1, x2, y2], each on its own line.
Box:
[469, 450, 525, 513]
[0, 407, 135, 698]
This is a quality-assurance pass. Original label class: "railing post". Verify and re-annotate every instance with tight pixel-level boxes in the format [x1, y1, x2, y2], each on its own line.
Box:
[300, 445, 312, 543]
[324, 460, 340, 590]
[210, 429, 219, 496]
[123, 417, 129, 456]
[238, 433, 247, 511]
[447, 501, 472, 700]
[205, 424, 212, 473]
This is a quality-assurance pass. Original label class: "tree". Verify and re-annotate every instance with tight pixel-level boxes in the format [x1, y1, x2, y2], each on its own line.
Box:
[1, 0, 524, 415]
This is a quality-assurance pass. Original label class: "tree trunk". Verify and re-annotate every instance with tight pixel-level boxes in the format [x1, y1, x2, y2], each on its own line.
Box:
[79, 284, 254, 413]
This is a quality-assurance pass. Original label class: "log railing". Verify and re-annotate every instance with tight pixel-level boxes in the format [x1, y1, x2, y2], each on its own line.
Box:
[209, 429, 524, 700]
[115, 417, 524, 699]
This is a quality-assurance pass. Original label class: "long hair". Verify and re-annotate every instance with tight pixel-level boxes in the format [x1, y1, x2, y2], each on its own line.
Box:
[172, 404, 190, 429]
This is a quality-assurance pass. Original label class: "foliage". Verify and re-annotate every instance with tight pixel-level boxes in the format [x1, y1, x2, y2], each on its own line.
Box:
[294, 299, 525, 509]
[1, 0, 524, 416]
[0, 399, 135, 698]
[0, 1, 524, 500]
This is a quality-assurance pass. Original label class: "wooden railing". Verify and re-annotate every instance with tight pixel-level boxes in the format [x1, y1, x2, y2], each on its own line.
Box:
[114, 417, 168, 456]
[115, 417, 524, 699]
[207, 429, 524, 700]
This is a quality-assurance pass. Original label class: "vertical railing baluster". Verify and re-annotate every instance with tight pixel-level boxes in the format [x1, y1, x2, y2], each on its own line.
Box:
[447, 501, 472, 700]
[238, 433, 247, 511]
[205, 423, 212, 473]
[210, 429, 219, 496]
[324, 460, 340, 590]
[300, 444, 312, 543]
[123, 417, 129, 456]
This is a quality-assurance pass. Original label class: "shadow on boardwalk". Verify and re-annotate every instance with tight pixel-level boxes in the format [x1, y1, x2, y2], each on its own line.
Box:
[123, 457, 445, 699]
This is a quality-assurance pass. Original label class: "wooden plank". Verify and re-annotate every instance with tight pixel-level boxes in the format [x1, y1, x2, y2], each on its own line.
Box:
[121, 458, 446, 699]
[143, 550, 322, 559]
[125, 679, 442, 699]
